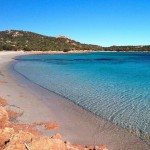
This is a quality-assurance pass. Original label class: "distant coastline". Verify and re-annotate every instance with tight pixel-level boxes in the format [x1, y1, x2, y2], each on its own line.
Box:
[0, 30, 150, 52]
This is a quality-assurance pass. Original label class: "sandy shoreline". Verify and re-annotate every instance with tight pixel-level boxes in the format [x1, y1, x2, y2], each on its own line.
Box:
[0, 51, 149, 150]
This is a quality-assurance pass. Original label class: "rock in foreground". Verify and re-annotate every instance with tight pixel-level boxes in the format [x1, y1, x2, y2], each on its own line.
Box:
[0, 102, 108, 150]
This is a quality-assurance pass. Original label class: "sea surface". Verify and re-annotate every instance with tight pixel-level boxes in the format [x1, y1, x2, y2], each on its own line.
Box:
[14, 52, 150, 144]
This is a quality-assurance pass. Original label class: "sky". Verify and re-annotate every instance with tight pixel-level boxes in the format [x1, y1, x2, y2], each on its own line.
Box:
[0, 0, 150, 46]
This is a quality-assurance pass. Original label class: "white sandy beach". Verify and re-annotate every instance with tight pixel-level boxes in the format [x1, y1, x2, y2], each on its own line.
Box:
[0, 51, 149, 150]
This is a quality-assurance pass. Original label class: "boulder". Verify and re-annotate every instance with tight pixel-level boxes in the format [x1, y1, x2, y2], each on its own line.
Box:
[0, 128, 14, 148]
[4, 131, 34, 150]
[51, 133, 62, 140]
[0, 106, 9, 128]
[0, 97, 8, 107]
[29, 136, 67, 150]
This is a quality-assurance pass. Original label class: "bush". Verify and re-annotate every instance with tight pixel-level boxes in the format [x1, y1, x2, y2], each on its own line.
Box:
[63, 49, 70, 52]
[2, 45, 17, 51]
[23, 47, 31, 51]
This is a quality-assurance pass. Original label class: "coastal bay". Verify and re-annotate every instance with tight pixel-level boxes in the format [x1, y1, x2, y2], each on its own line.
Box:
[0, 51, 149, 150]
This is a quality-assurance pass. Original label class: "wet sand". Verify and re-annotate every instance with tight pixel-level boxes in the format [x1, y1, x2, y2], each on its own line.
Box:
[0, 51, 149, 150]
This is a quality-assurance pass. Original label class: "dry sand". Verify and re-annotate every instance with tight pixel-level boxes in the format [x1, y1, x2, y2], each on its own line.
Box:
[0, 51, 149, 150]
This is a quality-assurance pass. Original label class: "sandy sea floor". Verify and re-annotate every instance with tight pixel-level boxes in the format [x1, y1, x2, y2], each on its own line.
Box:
[0, 51, 149, 150]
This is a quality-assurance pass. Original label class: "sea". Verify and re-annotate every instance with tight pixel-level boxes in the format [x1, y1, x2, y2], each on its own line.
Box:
[14, 52, 150, 145]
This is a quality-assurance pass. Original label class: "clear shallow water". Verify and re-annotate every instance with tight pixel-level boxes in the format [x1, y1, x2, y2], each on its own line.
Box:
[14, 52, 150, 144]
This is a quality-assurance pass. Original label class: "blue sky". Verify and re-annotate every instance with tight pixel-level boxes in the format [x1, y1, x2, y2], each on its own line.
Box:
[0, 0, 150, 46]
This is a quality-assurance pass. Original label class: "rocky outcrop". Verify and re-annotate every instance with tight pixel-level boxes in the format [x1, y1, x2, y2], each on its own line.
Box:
[0, 97, 8, 107]
[29, 137, 67, 150]
[0, 106, 9, 128]
[4, 131, 34, 150]
[0, 128, 14, 148]
[0, 100, 108, 150]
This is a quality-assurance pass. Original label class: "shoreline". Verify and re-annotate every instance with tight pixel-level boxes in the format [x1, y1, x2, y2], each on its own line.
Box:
[0, 51, 149, 150]
[1, 49, 150, 56]
[25, 50, 150, 54]
[22, 50, 150, 54]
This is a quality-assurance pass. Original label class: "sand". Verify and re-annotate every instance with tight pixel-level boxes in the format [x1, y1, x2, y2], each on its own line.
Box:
[0, 51, 149, 150]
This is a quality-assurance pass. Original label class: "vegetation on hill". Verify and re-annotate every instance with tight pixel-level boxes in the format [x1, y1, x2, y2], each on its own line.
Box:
[0, 30, 149, 52]
[0, 30, 103, 51]
[103, 45, 150, 52]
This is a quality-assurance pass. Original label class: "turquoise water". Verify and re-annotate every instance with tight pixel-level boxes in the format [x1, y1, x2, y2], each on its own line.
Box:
[14, 52, 150, 143]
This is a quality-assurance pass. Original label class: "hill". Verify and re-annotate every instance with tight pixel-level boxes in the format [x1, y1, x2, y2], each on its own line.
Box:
[0, 30, 103, 51]
[0, 30, 150, 52]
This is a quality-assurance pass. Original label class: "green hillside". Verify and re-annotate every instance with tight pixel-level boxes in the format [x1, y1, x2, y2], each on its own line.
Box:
[0, 30, 149, 52]
[0, 30, 103, 51]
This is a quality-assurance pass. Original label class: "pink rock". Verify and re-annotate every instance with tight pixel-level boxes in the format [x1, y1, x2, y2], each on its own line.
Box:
[51, 133, 62, 140]
[0, 106, 9, 128]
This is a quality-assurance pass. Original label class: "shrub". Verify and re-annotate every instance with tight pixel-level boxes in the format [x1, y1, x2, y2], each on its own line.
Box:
[63, 49, 70, 52]
[2, 45, 17, 51]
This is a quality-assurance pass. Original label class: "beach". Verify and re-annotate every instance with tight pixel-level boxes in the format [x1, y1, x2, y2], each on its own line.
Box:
[0, 51, 149, 150]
